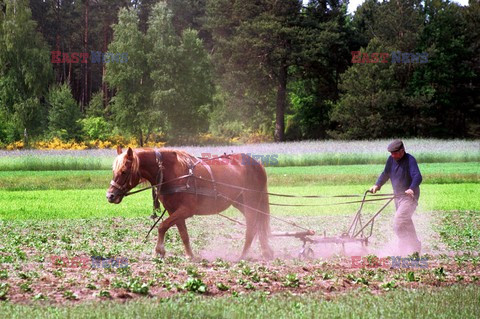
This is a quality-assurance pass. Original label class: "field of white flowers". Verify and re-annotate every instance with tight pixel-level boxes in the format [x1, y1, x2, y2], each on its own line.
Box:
[0, 139, 478, 157]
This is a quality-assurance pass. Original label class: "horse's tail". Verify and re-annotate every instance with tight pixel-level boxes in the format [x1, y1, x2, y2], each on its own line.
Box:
[257, 187, 271, 238]
[255, 169, 273, 259]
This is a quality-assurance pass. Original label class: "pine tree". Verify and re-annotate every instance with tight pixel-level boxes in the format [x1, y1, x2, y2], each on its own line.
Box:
[0, 0, 53, 141]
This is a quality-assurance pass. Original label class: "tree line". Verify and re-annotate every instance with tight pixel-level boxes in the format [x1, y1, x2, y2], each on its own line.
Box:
[0, 0, 479, 146]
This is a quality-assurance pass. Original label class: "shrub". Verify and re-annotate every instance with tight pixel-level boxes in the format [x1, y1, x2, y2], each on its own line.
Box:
[79, 117, 113, 140]
[47, 84, 82, 141]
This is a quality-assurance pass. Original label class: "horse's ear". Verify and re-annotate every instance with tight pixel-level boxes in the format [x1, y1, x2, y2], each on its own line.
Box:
[116, 146, 123, 155]
[127, 147, 133, 158]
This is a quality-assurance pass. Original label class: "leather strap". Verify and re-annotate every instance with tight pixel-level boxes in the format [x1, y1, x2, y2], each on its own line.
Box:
[153, 150, 163, 210]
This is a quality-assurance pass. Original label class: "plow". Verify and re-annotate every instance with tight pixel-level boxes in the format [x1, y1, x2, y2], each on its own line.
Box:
[140, 178, 396, 259]
[270, 190, 395, 258]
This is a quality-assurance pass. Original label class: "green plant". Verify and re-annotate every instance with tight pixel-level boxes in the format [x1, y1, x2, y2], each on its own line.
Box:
[406, 271, 418, 282]
[216, 282, 229, 291]
[20, 282, 32, 293]
[126, 278, 150, 295]
[284, 273, 300, 288]
[98, 290, 111, 298]
[434, 267, 446, 280]
[186, 265, 201, 278]
[0, 283, 9, 300]
[32, 293, 46, 301]
[380, 280, 397, 291]
[79, 117, 113, 140]
[47, 84, 82, 141]
[63, 290, 78, 300]
[0, 269, 8, 279]
[86, 283, 97, 290]
[322, 272, 333, 280]
[183, 277, 207, 294]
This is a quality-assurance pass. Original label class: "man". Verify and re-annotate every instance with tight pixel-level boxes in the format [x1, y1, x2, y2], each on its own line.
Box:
[369, 139, 423, 255]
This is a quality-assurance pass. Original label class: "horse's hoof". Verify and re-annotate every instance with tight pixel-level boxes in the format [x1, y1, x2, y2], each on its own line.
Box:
[153, 248, 165, 259]
[263, 250, 274, 261]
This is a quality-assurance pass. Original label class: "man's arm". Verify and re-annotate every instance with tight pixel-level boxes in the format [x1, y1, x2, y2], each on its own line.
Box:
[376, 157, 391, 188]
[408, 155, 422, 189]
[370, 157, 391, 193]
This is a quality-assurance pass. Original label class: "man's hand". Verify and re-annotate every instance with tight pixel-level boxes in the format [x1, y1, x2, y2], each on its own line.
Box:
[405, 189, 414, 197]
[369, 185, 380, 194]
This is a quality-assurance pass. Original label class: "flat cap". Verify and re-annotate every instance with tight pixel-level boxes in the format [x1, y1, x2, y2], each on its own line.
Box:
[387, 139, 404, 152]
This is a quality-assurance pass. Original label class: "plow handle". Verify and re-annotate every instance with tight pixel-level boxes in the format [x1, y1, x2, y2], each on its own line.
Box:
[271, 230, 316, 237]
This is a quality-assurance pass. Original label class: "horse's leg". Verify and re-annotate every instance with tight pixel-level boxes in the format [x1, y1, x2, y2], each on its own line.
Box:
[176, 219, 194, 259]
[239, 211, 257, 260]
[234, 196, 257, 260]
[154, 208, 190, 258]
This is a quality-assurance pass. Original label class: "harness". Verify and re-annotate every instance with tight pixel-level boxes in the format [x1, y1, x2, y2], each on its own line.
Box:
[149, 151, 221, 211]
[114, 151, 398, 241]
[142, 151, 219, 240]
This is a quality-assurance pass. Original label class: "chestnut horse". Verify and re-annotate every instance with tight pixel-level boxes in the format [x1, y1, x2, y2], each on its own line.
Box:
[106, 147, 273, 260]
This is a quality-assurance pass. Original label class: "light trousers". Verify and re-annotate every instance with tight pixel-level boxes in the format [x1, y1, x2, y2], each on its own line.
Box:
[394, 196, 421, 255]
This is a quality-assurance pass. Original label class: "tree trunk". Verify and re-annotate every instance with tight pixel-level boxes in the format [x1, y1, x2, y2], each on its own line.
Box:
[102, 18, 108, 108]
[82, 0, 89, 112]
[138, 129, 144, 147]
[274, 64, 287, 142]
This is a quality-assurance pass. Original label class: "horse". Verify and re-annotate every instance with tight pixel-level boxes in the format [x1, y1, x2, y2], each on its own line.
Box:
[106, 146, 274, 260]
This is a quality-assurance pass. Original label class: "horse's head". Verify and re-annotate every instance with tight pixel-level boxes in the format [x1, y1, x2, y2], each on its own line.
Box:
[106, 146, 141, 204]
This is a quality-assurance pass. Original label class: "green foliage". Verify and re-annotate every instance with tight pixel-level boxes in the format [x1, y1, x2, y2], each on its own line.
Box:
[409, 0, 478, 137]
[105, 7, 153, 146]
[206, 0, 303, 141]
[0, 282, 9, 300]
[436, 210, 480, 254]
[47, 84, 82, 141]
[283, 273, 300, 288]
[0, 0, 53, 141]
[147, 3, 214, 141]
[106, 3, 214, 144]
[0, 0, 479, 143]
[329, 39, 405, 139]
[86, 92, 106, 118]
[406, 271, 418, 282]
[79, 117, 112, 140]
[62, 290, 78, 300]
[183, 277, 207, 293]
[286, 78, 333, 140]
[216, 282, 229, 291]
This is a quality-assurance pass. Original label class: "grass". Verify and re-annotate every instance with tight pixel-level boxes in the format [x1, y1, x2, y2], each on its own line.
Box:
[273, 152, 480, 167]
[0, 156, 113, 171]
[1, 183, 479, 220]
[0, 162, 478, 190]
[0, 140, 478, 315]
[435, 210, 480, 254]
[1, 151, 479, 171]
[0, 285, 478, 318]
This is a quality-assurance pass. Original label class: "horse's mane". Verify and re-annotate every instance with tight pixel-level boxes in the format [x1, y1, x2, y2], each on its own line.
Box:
[113, 148, 196, 177]
[112, 150, 140, 177]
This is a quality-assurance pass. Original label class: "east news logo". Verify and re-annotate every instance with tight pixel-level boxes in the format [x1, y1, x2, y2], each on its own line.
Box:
[51, 51, 128, 64]
[351, 51, 428, 64]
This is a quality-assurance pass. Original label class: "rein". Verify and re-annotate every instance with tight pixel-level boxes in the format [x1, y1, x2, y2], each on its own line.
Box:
[125, 169, 395, 200]
[119, 153, 397, 234]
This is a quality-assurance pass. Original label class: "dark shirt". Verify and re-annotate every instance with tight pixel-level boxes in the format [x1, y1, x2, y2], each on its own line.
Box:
[376, 153, 422, 201]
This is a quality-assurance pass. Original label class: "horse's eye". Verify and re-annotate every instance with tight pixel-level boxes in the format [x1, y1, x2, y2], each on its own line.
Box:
[121, 171, 126, 175]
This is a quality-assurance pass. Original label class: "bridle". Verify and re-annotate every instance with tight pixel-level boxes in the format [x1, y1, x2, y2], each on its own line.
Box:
[109, 158, 135, 197]
[110, 151, 165, 202]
